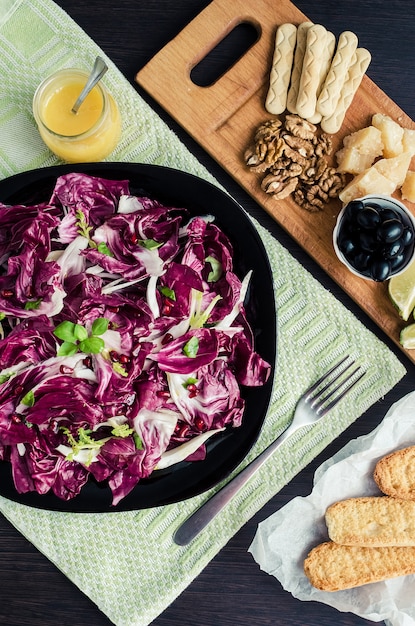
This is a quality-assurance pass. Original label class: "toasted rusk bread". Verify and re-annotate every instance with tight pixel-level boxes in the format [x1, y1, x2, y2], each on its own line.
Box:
[326, 496, 415, 546]
[374, 446, 415, 501]
[304, 541, 415, 591]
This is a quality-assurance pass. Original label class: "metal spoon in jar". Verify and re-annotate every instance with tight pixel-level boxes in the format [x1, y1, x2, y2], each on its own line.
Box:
[71, 56, 108, 114]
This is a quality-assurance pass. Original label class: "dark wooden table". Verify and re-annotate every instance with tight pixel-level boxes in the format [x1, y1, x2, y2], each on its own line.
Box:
[1, 1, 414, 625]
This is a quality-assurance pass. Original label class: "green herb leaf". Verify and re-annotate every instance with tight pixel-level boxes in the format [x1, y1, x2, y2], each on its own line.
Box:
[73, 323, 88, 341]
[205, 255, 222, 282]
[133, 432, 144, 450]
[111, 423, 134, 438]
[24, 298, 42, 310]
[183, 336, 199, 358]
[21, 390, 35, 407]
[97, 241, 113, 256]
[79, 336, 105, 354]
[112, 362, 129, 377]
[76, 209, 93, 240]
[189, 293, 222, 329]
[138, 238, 162, 250]
[159, 286, 176, 301]
[182, 377, 198, 388]
[0, 312, 5, 321]
[54, 320, 77, 342]
[60, 426, 102, 466]
[0, 371, 14, 384]
[91, 317, 109, 336]
[57, 341, 78, 357]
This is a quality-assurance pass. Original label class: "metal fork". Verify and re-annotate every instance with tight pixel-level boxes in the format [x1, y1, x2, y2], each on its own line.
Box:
[173, 356, 365, 546]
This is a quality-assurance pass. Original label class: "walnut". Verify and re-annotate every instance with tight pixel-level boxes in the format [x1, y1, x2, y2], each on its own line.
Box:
[317, 167, 346, 194]
[244, 122, 285, 172]
[243, 146, 271, 173]
[293, 187, 325, 212]
[308, 185, 329, 203]
[314, 132, 332, 157]
[244, 113, 346, 211]
[285, 162, 303, 177]
[244, 145, 260, 166]
[294, 167, 347, 212]
[254, 118, 282, 143]
[261, 175, 299, 199]
[284, 114, 317, 140]
[269, 156, 292, 173]
[261, 160, 302, 191]
[301, 157, 328, 183]
[283, 144, 308, 167]
[327, 171, 347, 197]
[284, 134, 315, 157]
[262, 137, 285, 165]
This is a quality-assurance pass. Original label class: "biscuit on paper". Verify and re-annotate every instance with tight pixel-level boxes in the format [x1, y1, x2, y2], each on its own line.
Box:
[374, 445, 415, 501]
[304, 541, 415, 591]
[325, 496, 415, 546]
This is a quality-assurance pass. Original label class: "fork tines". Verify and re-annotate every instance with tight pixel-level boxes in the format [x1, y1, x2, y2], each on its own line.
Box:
[306, 357, 366, 415]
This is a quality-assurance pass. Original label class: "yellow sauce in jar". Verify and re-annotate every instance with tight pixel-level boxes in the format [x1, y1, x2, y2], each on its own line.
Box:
[33, 69, 121, 163]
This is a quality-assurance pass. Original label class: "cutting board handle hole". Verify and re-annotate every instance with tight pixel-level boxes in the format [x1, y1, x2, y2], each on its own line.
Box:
[190, 21, 260, 87]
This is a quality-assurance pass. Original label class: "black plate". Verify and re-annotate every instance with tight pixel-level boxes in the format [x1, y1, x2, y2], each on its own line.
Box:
[0, 163, 276, 512]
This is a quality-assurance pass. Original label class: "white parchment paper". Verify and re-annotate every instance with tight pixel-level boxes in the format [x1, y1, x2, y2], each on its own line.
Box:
[249, 391, 415, 626]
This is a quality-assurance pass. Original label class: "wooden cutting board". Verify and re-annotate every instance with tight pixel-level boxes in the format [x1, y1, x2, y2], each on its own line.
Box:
[135, 0, 415, 363]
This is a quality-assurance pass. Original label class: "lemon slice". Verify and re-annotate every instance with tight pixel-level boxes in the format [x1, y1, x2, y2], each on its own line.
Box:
[388, 257, 415, 321]
[400, 323, 415, 348]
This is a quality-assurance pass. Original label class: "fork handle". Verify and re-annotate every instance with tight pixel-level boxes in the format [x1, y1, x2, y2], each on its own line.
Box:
[173, 424, 295, 546]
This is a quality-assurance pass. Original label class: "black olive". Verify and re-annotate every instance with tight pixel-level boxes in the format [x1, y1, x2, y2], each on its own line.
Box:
[377, 218, 404, 243]
[365, 201, 384, 213]
[352, 251, 371, 272]
[356, 206, 381, 230]
[401, 227, 414, 246]
[339, 237, 356, 257]
[344, 200, 365, 220]
[370, 258, 391, 282]
[359, 230, 378, 252]
[383, 239, 405, 259]
[379, 207, 399, 221]
[399, 211, 412, 229]
[339, 217, 355, 238]
[390, 253, 406, 271]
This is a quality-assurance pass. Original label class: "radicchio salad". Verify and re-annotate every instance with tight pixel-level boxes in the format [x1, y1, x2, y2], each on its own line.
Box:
[0, 172, 271, 506]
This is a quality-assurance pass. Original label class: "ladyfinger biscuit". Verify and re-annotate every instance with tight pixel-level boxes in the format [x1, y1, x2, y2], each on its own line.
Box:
[296, 24, 328, 120]
[306, 111, 323, 124]
[320, 48, 371, 134]
[374, 445, 415, 501]
[305, 30, 336, 123]
[326, 496, 415, 546]
[304, 541, 415, 591]
[286, 21, 313, 114]
[317, 30, 359, 118]
[265, 23, 297, 115]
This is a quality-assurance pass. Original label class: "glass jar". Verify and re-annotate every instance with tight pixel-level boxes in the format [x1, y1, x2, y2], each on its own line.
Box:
[33, 68, 121, 163]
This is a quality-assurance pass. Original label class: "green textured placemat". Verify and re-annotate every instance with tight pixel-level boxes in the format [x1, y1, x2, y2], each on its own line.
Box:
[0, 1, 407, 625]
